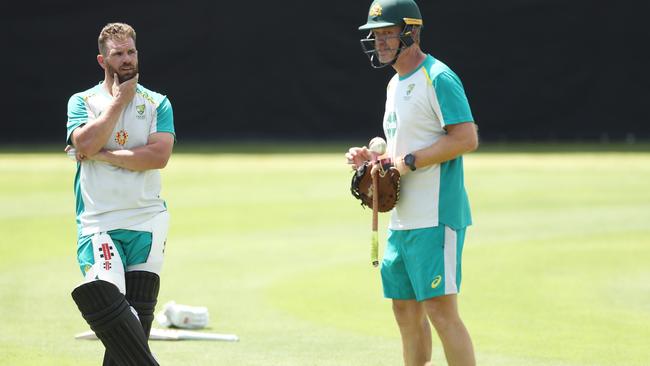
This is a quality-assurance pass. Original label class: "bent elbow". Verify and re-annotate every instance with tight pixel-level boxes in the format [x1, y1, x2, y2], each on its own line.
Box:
[75, 141, 95, 157]
[156, 156, 170, 169]
[73, 133, 101, 157]
[463, 135, 479, 153]
[468, 125, 480, 152]
[468, 137, 479, 152]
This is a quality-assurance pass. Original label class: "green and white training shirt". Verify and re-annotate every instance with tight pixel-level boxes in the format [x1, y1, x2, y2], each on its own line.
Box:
[66, 82, 175, 236]
[384, 54, 473, 231]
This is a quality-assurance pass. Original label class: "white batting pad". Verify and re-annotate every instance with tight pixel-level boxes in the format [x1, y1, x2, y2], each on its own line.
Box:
[83, 233, 125, 294]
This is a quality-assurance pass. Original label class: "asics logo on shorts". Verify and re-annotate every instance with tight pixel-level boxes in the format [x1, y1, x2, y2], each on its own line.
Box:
[431, 275, 442, 289]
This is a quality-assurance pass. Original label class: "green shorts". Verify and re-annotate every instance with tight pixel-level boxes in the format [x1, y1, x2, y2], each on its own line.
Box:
[76, 211, 169, 290]
[77, 230, 153, 275]
[381, 225, 466, 301]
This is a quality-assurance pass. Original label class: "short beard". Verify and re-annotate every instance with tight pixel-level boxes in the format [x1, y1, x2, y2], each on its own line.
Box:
[107, 63, 139, 83]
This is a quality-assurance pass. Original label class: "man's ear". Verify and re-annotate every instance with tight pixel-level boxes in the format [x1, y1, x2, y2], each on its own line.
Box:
[97, 54, 105, 70]
[411, 26, 420, 44]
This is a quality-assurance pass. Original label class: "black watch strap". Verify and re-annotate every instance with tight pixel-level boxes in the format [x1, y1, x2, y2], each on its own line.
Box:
[404, 153, 417, 171]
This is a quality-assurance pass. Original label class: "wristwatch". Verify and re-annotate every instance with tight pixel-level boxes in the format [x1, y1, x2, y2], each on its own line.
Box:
[403, 153, 417, 171]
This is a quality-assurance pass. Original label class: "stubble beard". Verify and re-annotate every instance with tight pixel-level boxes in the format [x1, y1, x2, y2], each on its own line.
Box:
[377, 50, 398, 64]
[107, 62, 139, 83]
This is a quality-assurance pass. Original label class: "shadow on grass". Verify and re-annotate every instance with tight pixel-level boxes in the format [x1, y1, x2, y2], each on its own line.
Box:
[1, 140, 649, 155]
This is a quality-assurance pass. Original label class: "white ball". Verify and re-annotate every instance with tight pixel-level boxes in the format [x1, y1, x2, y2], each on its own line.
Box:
[368, 137, 387, 154]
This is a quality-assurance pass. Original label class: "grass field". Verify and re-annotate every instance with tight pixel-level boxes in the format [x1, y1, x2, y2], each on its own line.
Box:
[0, 143, 649, 365]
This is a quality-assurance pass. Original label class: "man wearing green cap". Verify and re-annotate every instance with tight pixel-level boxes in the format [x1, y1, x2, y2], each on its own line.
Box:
[346, 1, 478, 365]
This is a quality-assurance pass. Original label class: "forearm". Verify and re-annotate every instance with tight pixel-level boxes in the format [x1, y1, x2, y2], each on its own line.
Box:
[73, 101, 126, 156]
[414, 132, 477, 168]
[93, 143, 171, 172]
[396, 123, 478, 173]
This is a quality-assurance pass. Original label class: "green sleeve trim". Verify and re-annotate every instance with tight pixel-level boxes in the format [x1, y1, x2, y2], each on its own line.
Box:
[432, 71, 474, 126]
[66, 94, 88, 145]
[156, 97, 176, 142]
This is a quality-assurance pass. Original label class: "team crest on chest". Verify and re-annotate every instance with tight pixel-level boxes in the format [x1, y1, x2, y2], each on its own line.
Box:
[136, 104, 146, 119]
[404, 83, 416, 101]
[115, 129, 128, 146]
[407, 83, 416, 96]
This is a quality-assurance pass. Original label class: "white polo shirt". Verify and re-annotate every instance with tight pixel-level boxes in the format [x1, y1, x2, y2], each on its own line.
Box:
[66, 82, 175, 236]
[383, 54, 474, 231]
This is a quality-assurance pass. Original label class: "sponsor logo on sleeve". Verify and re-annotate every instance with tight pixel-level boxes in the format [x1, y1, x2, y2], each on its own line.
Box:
[384, 111, 397, 138]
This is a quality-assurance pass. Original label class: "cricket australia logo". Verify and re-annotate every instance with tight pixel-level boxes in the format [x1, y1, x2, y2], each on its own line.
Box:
[384, 111, 397, 138]
[404, 83, 416, 101]
[369, 3, 382, 17]
[407, 83, 415, 95]
[136, 104, 146, 119]
[115, 129, 128, 146]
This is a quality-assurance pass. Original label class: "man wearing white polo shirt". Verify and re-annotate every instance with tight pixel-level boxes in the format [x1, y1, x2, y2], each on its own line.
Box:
[66, 22, 174, 366]
[346, 1, 478, 365]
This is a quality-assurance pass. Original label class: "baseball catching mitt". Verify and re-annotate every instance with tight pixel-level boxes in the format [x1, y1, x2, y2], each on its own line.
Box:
[350, 160, 400, 212]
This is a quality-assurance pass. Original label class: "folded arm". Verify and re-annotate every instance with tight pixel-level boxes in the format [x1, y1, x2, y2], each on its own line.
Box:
[70, 101, 126, 157]
[70, 75, 139, 157]
[89, 132, 174, 171]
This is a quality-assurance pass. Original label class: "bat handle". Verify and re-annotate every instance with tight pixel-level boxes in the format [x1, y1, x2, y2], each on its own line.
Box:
[371, 231, 379, 267]
[371, 163, 379, 267]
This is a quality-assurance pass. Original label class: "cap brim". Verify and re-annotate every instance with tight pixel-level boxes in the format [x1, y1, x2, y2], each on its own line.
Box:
[358, 21, 397, 31]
